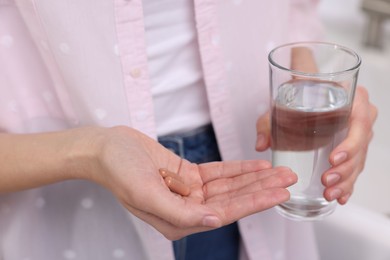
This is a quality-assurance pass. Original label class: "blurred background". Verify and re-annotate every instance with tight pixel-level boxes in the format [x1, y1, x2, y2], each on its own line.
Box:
[318, 0, 390, 217]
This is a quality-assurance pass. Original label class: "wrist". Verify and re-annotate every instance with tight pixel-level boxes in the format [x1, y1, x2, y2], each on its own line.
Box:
[63, 127, 108, 182]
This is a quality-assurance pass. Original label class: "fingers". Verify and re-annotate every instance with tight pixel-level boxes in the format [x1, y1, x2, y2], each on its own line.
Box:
[132, 186, 290, 241]
[329, 87, 376, 165]
[123, 203, 215, 241]
[322, 159, 360, 204]
[198, 160, 272, 183]
[213, 188, 291, 223]
[229, 167, 297, 197]
[150, 164, 295, 235]
[203, 167, 296, 223]
[323, 86, 377, 204]
[135, 184, 221, 228]
[255, 111, 271, 151]
[204, 166, 297, 199]
[323, 139, 367, 204]
[166, 163, 296, 200]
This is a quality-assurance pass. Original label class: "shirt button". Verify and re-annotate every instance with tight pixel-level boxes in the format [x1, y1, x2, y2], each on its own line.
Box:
[130, 68, 142, 78]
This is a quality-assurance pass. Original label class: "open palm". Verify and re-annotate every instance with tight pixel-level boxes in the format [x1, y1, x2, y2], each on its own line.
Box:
[95, 126, 297, 240]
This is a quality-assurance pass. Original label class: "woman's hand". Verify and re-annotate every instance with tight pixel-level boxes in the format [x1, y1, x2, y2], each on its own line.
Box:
[322, 86, 377, 204]
[91, 126, 297, 240]
[255, 86, 377, 205]
[0, 125, 296, 240]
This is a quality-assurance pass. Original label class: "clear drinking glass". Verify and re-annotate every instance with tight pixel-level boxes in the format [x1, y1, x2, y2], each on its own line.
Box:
[268, 42, 361, 221]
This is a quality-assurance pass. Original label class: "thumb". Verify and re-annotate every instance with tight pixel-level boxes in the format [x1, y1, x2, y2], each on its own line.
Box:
[144, 186, 221, 229]
[255, 111, 271, 151]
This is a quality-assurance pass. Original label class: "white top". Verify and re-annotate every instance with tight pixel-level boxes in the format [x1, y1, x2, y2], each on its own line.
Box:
[143, 0, 211, 136]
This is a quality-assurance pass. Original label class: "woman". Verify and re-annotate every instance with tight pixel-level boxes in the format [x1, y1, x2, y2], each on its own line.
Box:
[0, 0, 376, 259]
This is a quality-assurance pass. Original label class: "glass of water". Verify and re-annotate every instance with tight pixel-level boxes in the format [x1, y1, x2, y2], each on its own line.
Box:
[268, 42, 361, 221]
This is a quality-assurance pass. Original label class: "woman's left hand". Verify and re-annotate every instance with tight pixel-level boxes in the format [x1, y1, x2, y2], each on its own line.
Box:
[255, 86, 378, 205]
[321, 86, 377, 204]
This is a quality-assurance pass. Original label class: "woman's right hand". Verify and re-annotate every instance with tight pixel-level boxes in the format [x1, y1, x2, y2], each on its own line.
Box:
[87, 126, 297, 240]
[0, 126, 297, 240]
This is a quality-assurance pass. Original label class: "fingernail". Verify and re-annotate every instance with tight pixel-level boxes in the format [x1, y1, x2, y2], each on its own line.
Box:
[329, 188, 342, 201]
[202, 215, 221, 228]
[325, 173, 341, 186]
[256, 134, 265, 150]
[333, 152, 347, 165]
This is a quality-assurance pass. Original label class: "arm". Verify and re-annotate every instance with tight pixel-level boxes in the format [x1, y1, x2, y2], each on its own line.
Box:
[0, 126, 297, 240]
[0, 127, 98, 193]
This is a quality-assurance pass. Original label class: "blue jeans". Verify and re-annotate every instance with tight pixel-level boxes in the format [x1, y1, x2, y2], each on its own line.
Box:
[158, 125, 240, 260]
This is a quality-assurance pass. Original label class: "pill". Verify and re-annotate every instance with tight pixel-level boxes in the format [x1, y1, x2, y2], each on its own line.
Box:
[159, 168, 185, 183]
[164, 176, 191, 196]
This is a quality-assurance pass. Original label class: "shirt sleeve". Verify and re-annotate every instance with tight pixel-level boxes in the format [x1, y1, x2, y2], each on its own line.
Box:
[288, 0, 325, 42]
[0, 1, 69, 133]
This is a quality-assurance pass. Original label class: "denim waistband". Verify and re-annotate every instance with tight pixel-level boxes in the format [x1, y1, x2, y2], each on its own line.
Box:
[158, 124, 221, 163]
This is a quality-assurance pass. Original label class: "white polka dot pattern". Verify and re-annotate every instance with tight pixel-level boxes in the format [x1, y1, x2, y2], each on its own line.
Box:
[6, 100, 18, 113]
[40, 40, 49, 50]
[35, 197, 46, 208]
[1, 204, 11, 215]
[112, 249, 125, 258]
[0, 35, 14, 47]
[224, 61, 233, 72]
[80, 198, 94, 209]
[63, 250, 76, 259]
[113, 44, 120, 56]
[94, 108, 107, 120]
[59, 43, 71, 54]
